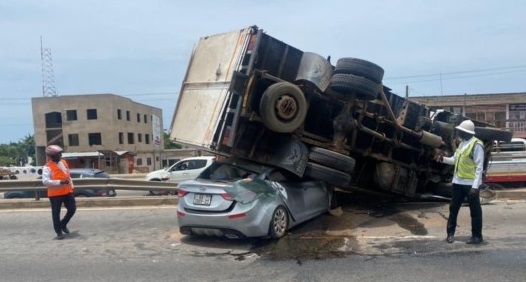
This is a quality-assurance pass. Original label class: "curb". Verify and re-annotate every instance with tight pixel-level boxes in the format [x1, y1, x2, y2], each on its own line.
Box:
[0, 196, 179, 210]
[495, 190, 526, 201]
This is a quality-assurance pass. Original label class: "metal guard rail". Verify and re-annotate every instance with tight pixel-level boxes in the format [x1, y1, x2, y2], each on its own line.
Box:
[0, 178, 179, 192]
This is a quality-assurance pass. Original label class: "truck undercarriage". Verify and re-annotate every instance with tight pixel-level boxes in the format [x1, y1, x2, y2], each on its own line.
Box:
[170, 26, 513, 200]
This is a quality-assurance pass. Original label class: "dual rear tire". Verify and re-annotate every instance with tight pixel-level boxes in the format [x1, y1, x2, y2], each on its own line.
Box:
[329, 57, 384, 100]
[303, 147, 355, 188]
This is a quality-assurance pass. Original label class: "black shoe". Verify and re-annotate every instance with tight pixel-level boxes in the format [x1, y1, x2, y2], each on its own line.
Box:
[467, 237, 483, 244]
[446, 234, 455, 243]
[55, 234, 65, 240]
[62, 227, 70, 234]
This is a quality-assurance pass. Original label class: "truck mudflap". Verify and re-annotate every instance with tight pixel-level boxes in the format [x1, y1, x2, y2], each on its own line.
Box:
[295, 52, 333, 92]
[251, 138, 309, 177]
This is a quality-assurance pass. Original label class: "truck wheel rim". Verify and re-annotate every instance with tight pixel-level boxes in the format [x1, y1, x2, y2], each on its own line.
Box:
[275, 95, 297, 120]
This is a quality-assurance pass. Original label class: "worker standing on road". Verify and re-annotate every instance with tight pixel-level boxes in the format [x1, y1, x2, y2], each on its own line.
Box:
[42, 145, 76, 240]
[436, 119, 485, 244]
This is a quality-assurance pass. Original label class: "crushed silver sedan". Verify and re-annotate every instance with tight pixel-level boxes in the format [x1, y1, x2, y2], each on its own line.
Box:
[177, 158, 332, 239]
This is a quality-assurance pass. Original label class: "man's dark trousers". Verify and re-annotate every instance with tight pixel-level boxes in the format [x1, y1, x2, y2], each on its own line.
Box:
[49, 193, 76, 235]
[447, 183, 483, 238]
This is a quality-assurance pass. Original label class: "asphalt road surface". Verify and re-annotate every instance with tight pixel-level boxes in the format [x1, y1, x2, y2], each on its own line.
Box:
[0, 199, 525, 282]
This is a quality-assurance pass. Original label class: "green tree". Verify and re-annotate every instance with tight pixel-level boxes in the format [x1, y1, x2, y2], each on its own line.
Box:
[0, 134, 35, 166]
[164, 131, 181, 149]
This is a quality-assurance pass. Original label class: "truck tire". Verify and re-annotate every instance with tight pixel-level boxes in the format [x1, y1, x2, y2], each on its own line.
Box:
[329, 73, 380, 100]
[475, 127, 513, 142]
[308, 147, 356, 173]
[303, 162, 351, 187]
[259, 82, 308, 133]
[334, 57, 385, 83]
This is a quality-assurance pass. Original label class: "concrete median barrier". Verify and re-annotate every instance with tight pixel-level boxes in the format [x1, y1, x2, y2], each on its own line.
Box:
[495, 188, 526, 201]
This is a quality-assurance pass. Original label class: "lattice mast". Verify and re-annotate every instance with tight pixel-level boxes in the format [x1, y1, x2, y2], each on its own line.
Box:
[40, 36, 58, 97]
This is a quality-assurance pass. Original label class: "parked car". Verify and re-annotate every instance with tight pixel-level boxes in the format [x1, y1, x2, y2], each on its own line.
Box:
[177, 158, 332, 239]
[145, 156, 215, 195]
[3, 168, 116, 199]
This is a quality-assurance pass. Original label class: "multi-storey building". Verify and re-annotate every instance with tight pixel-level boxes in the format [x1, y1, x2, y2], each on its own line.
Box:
[410, 92, 526, 138]
[31, 94, 164, 173]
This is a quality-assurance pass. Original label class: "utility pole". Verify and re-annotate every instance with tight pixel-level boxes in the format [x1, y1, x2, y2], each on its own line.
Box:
[405, 85, 409, 98]
[439, 72, 443, 95]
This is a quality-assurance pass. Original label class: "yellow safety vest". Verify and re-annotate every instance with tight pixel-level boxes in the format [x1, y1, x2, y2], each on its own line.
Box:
[454, 137, 483, 179]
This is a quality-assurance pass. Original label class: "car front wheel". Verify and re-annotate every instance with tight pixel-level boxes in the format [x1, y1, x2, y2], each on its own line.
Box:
[269, 206, 289, 239]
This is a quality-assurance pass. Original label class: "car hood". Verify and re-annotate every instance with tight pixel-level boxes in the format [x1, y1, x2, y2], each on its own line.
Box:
[146, 168, 169, 177]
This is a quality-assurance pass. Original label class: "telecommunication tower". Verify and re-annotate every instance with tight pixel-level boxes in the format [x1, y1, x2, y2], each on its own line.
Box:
[40, 36, 58, 97]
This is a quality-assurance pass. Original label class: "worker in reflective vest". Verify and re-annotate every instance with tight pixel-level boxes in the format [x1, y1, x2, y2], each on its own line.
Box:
[436, 119, 484, 245]
[42, 145, 76, 240]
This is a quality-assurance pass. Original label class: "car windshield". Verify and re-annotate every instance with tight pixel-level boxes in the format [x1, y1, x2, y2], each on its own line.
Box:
[92, 171, 110, 178]
[223, 178, 275, 204]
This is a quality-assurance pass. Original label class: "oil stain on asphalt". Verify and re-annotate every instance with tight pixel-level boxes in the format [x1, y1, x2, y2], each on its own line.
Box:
[250, 201, 431, 261]
[185, 198, 437, 262]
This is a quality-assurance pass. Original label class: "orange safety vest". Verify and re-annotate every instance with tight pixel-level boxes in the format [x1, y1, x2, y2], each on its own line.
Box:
[46, 160, 74, 197]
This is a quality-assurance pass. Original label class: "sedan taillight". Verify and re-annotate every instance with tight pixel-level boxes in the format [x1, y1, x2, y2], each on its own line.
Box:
[220, 193, 234, 201]
[178, 189, 189, 197]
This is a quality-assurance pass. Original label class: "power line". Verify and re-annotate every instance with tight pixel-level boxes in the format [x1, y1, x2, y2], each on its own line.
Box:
[384, 65, 526, 80]
[387, 68, 526, 86]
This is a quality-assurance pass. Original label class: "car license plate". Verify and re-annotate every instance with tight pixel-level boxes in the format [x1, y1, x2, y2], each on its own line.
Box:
[193, 194, 212, 206]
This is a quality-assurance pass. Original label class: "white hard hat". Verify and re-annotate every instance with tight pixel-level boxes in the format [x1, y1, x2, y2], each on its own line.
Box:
[45, 145, 63, 155]
[455, 120, 475, 135]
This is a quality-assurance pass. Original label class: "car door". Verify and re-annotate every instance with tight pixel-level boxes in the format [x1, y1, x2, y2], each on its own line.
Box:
[169, 159, 209, 182]
[266, 170, 308, 221]
[272, 170, 328, 220]
[300, 180, 329, 219]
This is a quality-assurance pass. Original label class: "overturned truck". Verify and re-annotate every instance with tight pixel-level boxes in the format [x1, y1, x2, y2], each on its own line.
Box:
[170, 26, 512, 200]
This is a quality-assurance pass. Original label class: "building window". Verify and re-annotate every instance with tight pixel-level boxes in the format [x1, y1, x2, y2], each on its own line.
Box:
[88, 133, 102, 145]
[126, 111, 130, 121]
[118, 132, 124, 144]
[45, 112, 62, 128]
[87, 109, 98, 120]
[495, 112, 506, 128]
[136, 158, 143, 166]
[66, 110, 77, 121]
[147, 157, 152, 166]
[145, 134, 150, 144]
[138, 133, 142, 143]
[68, 134, 79, 146]
[137, 113, 141, 123]
[144, 114, 148, 124]
[117, 109, 122, 120]
[127, 132, 134, 144]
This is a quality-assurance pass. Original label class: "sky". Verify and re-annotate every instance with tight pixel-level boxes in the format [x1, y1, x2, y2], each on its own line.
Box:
[1, 0, 525, 144]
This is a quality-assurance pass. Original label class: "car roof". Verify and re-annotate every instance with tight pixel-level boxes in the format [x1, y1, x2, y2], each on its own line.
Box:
[69, 168, 108, 177]
[69, 168, 105, 173]
[180, 156, 215, 161]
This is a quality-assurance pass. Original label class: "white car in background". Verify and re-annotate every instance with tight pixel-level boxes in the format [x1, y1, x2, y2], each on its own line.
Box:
[145, 156, 215, 195]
